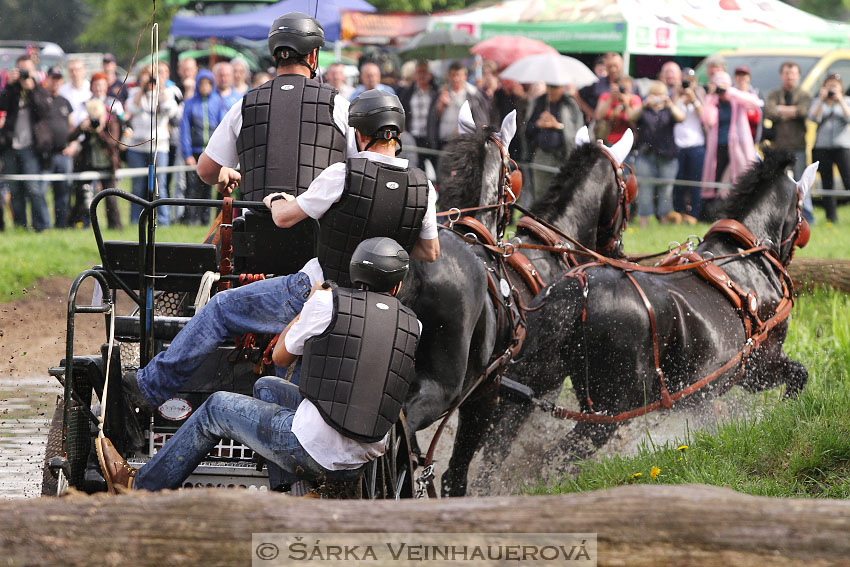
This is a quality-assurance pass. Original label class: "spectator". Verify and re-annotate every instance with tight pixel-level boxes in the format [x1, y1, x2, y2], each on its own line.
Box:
[231, 58, 252, 96]
[0, 56, 51, 231]
[397, 61, 438, 152]
[660, 61, 681, 94]
[212, 62, 242, 110]
[323, 62, 354, 100]
[594, 74, 642, 144]
[157, 61, 186, 221]
[525, 83, 584, 200]
[177, 57, 198, 95]
[577, 54, 612, 122]
[701, 71, 761, 221]
[59, 58, 91, 126]
[703, 54, 727, 84]
[103, 53, 127, 103]
[181, 76, 195, 101]
[252, 71, 273, 89]
[477, 60, 500, 101]
[43, 67, 74, 228]
[672, 67, 706, 224]
[630, 80, 685, 228]
[124, 67, 179, 225]
[734, 66, 762, 142]
[350, 61, 396, 101]
[765, 61, 814, 223]
[489, 79, 527, 162]
[180, 70, 227, 225]
[808, 73, 850, 223]
[429, 61, 489, 149]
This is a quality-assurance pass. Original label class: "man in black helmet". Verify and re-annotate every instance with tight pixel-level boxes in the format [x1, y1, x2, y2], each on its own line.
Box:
[197, 11, 350, 198]
[125, 88, 437, 417]
[98, 238, 420, 493]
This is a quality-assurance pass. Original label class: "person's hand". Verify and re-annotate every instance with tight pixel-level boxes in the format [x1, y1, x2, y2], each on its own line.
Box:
[820, 87, 830, 101]
[7, 68, 19, 84]
[217, 167, 241, 196]
[79, 118, 92, 131]
[437, 87, 450, 111]
[262, 191, 294, 210]
[185, 156, 196, 166]
[662, 95, 673, 108]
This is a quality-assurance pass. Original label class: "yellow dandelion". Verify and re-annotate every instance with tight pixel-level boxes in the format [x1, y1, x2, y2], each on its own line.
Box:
[677, 445, 688, 451]
[679, 457, 683, 461]
[826, 222, 834, 228]
[627, 227, 635, 234]
[631, 472, 642, 479]
[650, 466, 661, 479]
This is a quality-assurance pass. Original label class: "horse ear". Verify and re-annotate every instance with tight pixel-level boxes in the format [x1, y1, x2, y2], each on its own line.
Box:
[499, 110, 517, 149]
[574, 125, 590, 147]
[606, 129, 634, 166]
[458, 101, 476, 135]
[797, 162, 818, 199]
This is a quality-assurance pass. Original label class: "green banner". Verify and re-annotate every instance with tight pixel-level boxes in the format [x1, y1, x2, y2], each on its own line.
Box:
[481, 21, 626, 53]
[676, 28, 850, 56]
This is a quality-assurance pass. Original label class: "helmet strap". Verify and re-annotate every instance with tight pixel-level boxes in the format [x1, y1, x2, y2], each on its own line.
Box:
[363, 129, 402, 155]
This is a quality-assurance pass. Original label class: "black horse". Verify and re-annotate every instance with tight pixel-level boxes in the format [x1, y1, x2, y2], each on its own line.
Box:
[425, 124, 637, 496]
[474, 150, 812, 487]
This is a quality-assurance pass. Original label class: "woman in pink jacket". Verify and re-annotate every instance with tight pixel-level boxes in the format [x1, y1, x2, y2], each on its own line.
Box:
[700, 71, 761, 221]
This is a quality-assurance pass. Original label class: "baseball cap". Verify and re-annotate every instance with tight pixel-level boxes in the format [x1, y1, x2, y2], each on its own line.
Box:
[48, 66, 64, 78]
[734, 65, 750, 76]
[103, 53, 117, 64]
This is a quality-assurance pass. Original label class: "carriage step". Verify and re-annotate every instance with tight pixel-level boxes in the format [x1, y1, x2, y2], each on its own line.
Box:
[499, 377, 535, 403]
[48, 456, 71, 480]
[49, 366, 65, 378]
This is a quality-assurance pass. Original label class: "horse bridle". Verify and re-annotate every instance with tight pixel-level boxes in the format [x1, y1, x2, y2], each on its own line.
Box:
[778, 184, 810, 264]
[596, 143, 637, 256]
[488, 134, 522, 240]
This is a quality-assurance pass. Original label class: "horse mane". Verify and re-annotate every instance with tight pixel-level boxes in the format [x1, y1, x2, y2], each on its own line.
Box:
[528, 143, 608, 222]
[436, 128, 495, 210]
[721, 149, 796, 219]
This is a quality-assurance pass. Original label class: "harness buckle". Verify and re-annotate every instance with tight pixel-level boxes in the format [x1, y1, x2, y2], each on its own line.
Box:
[464, 232, 479, 243]
[668, 241, 681, 253]
[415, 464, 435, 499]
[502, 242, 515, 258]
[686, 235, 702, 251]
[446, 207, 461, 229]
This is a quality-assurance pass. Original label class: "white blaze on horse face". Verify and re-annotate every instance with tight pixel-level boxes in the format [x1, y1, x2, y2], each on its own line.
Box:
[604, 128, 634, 166]
[797, 162, 818, 200]
[498, 110, 516, 149]
[457, 101, 476, 135]
[574, 125, 590, 147]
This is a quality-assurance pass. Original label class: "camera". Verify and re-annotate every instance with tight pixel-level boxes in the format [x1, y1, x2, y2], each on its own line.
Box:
[18, 69, 29, 81]
[90, 118, 100, 129]
[613, 84, 621, 94]
[716, 87, 726, 96]
[828, 90, 837, 98]
[682, 79, 691, 89]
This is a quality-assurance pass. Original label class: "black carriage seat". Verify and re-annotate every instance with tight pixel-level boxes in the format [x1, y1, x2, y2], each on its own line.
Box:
[231, 210, 319, 277]
[101, 241, 218, 341]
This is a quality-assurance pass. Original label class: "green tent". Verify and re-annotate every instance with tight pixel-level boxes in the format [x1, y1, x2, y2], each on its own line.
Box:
[432, 0, 850, 56]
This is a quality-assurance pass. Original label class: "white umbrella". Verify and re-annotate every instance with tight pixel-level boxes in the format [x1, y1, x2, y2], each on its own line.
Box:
[500, 53, 597, 88]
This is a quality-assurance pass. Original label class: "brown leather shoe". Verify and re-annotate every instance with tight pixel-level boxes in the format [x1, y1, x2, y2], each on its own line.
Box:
[96, 437, 136, 494]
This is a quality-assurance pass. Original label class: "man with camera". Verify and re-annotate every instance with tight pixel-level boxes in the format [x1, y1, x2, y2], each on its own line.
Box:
[0, 55, 51, 231]
[807, 72, 850, 224]
[765, 61, 814, 223]
[594, 73, 641, 145]
[670, 65, 707, 223]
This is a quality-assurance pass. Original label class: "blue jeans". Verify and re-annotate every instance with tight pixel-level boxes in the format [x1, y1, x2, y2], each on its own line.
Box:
[44, 152, 73, 228]
[127, 149, 170, 226]
[635, 152, 678, 218]
[4, 147, 49, 231]
[137, 272, 312, 406]
[790, 150, 815, 225]
[133, 387, 328, 491]
[673, 145, 705, 218]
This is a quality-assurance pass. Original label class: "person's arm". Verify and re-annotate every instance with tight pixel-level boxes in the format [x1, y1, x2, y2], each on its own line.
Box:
[594, 94, 612, 121]
[809, 93, 826, 122]
[196, 152, 240, 195]
[668, 97, 686, 122]
[263, 191, 309, 228]
[273, 285, 333, 367]
[701, 95, 719, 128]
[726, 87, 761, 110]
[795, 92, 812, 119]
[763, 90, 780, 121]
[272, 315, 301, 367]
[411, 237, 439, 262]
[180, 101, 192, 159]
[626, 103, 643, 123]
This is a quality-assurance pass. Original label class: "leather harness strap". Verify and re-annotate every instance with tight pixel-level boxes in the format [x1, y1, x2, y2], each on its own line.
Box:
[218, 197, 234, 292]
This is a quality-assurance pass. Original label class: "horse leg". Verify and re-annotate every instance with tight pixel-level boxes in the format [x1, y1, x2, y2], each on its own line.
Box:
[741, 338, 809, 399]
[544, 421, 621, 475]
[468, 397, 536, 494]
[441, 387, 500, 497]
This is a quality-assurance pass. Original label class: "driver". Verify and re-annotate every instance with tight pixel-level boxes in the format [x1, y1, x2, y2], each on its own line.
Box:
[97, 238, 421, 493]
[123, 90, 439, 415]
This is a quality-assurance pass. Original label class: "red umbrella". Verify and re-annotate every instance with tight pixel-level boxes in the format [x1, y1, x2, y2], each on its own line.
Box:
[470, 36, 558, 70]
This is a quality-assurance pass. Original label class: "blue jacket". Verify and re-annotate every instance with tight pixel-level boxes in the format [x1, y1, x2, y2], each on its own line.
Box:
[180, 72, 228, 157]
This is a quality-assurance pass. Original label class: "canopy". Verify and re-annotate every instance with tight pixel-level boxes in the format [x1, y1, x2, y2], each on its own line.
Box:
[170, 0, 376, 42]
[431, 0, 850, 56]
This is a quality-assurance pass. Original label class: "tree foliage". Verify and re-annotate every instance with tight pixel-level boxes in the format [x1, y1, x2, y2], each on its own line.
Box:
[368, 0, 478, 13]
[77, 0, 178, 62]
[790, 0, 850, 20]
[0, 0, 90, 51]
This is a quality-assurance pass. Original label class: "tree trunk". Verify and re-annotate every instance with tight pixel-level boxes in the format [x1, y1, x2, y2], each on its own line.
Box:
[789, 257, 850, 293]
[3, 484, 850, 567]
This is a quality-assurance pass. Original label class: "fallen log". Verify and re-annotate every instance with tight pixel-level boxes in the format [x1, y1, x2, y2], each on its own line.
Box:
[788, 257, 850, 293]
[3, 484, 850, 567]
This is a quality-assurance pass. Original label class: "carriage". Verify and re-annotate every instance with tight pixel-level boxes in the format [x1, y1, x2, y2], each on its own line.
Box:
[42, 189, 415, 499]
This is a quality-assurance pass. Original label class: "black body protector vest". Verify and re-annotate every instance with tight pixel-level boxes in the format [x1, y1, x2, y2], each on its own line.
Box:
[236, 75, 346, 202]
[318, 158, 429, 287]
[300, 288, 421, 443]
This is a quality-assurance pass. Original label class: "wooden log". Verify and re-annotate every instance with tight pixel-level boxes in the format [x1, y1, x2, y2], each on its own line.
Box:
[3, 484, 850, 567]
[789, 257, 850, 293]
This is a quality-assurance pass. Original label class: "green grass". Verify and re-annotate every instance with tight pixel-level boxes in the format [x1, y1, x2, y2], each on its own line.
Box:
[529, 287, 850, 498]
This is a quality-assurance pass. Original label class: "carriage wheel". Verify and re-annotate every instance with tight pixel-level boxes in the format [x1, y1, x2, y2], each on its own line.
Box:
[40, 398, 63, 496]
[362, 413, 415, 499]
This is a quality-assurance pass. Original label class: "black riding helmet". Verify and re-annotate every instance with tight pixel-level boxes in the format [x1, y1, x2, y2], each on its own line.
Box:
[349, 237, 409, 292]
[349, 90, 406, 154]
[268, 12, 324, 77]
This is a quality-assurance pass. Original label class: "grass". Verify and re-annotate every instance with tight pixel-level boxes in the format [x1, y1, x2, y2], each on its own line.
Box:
[529, 287, 850, 499]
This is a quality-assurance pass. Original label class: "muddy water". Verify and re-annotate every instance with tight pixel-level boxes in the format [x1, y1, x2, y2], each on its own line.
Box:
[0, 375, 62, 499]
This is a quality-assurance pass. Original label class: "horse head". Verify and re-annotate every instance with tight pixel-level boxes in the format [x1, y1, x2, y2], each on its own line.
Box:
[437, 103, 517, 237]
[527, 127, 635, 259]
[720, 150, 815, 265]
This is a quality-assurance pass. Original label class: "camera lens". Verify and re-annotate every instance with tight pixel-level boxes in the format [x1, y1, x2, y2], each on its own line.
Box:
[828, 90, 837, 98]
[716, 87, 726, 96]
[682, 80, 691, 89]
[19, 69, 29, 80]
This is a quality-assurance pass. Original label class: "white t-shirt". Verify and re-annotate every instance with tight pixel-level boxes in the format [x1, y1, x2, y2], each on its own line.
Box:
[296, 151, 439, 241]
[287, 289, 404, 470]
[203, 83, 351, 168]
[59, 81, 93, 126]
[674, 102, 706, 149]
